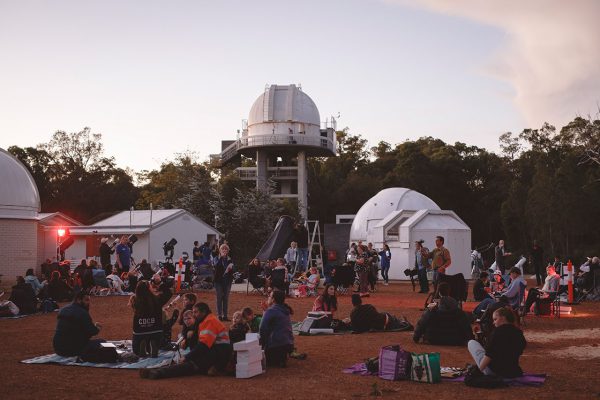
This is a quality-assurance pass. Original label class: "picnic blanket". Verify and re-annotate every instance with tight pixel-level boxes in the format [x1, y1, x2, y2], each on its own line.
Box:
[292, 322, 413, 336]
[343, 362, 546, 387]
[0, 309, 59, 320]
[22, 340, 187, 369]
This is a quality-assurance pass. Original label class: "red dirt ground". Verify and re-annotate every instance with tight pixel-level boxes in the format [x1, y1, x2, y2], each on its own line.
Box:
[1, 281, 599, 400]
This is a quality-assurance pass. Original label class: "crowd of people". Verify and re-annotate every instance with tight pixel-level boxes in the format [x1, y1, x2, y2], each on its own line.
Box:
[4, 229, 599, 386]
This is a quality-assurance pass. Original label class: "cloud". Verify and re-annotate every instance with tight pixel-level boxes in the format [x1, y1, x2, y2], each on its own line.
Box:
[387, 0, 600, 129]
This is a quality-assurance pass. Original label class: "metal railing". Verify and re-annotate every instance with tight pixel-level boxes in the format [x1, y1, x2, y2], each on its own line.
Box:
[220, 133, 336, 164]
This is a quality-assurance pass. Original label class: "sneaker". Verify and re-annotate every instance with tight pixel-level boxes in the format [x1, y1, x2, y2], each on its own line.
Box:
[383, 282, 389, 286]
[289, 351, 307, 360]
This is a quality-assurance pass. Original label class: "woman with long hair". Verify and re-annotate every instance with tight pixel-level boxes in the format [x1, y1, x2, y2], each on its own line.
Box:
[129, 280, 162, 357]
[312, 283, 338, 318]
[213, 243, 235, 321]
[248, 258, 266, 290]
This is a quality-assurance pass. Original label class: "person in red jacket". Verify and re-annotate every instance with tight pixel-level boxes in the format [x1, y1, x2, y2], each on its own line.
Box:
[140, 302, 232, 379]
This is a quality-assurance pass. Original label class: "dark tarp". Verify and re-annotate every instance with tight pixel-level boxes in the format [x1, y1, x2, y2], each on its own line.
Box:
[255, 215, 295, 262]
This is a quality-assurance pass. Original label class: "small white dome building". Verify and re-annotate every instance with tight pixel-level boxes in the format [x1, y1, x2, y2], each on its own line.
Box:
[0, 148, 41, 288]
[350, 187, 471, 280]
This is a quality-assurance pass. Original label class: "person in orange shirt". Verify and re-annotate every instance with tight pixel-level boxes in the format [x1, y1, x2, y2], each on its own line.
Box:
[140, 302, 232, 379]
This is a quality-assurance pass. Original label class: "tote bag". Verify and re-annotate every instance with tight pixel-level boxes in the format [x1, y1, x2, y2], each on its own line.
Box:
[410, 352, 441, 383]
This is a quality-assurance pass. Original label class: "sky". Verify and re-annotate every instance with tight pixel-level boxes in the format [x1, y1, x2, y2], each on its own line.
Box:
[1, 0, 598, 172]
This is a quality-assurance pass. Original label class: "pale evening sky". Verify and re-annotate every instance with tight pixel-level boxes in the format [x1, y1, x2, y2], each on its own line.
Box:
[1, 0, 598, 172]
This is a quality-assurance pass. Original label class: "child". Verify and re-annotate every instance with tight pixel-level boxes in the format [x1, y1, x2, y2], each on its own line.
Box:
[178, 310, 197, 350]
[241, 307, 262, 333]
[228, 311, 249, 344]
[177, 293, 197, 325]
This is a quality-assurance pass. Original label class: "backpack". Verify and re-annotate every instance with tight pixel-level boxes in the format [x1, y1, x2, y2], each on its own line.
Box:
[79, 342, 118, 363]
[40, 299, 59, 313]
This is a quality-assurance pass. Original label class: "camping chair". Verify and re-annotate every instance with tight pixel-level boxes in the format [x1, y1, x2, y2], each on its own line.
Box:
[270, 268, 289, 294]
[192, 263, 214, 290]
[424, 273, 468, 310]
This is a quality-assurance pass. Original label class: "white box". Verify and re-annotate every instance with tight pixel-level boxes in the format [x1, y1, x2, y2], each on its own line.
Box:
[236, 359, 263, 370]
[245, 333, 259, 342]
[236, 350, 263, 363]
[236, 367, 264, 379]
[233, 338, 260, 351]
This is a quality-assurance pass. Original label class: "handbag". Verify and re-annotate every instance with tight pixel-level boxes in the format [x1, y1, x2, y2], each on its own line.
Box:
[378, 345, 412, 381]
[410, 352, 441, 383]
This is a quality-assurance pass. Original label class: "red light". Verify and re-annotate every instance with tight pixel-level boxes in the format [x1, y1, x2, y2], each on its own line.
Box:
[57, 228, 66, 237]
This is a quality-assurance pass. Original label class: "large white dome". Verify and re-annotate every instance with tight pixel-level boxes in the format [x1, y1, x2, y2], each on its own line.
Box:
[350, 188, 440, 241]
[247, 84, 320, 132]
[0, 148, 40, 219]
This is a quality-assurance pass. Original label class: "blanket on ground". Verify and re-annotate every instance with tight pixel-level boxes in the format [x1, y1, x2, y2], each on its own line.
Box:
[291, 322, 413, 336]
[22, 340, 187, 369]
[342, 362, 546, 387]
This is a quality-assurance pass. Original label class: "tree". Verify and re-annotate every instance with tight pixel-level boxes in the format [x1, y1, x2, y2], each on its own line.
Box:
[9, 128, 137, 223]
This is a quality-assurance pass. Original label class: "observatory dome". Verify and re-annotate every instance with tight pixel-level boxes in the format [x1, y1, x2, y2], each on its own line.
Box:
[0, 148, 41, 219]
[350, 188, 440, 241]
[247, 85, 321, 135]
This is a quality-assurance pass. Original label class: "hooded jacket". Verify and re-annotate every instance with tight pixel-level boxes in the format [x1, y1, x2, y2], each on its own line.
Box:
[259, 303, 294, 349]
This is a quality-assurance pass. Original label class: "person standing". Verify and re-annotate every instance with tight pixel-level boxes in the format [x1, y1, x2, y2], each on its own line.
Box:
[428, 236, 451, 286]
[529, 240, 545, 286]
[213, 243, 234, 321]
[99, 238, 114, 269]
[378, 244, 392, 286]
[115, 235, 132, 273]
[284, 241, 298, 270]
[294, 222, 309, 272]
[415, 240, 430, 293]
[259, 290, 294, 367]
[192, 241, 201, 262]
[494, 240, 512, 276]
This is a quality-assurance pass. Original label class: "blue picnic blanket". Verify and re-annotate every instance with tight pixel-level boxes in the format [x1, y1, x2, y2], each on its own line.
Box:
[22, 340, 188, 369]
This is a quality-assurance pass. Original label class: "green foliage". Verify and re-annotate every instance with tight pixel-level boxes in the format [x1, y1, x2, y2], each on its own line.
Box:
[9, 128, 137, 223]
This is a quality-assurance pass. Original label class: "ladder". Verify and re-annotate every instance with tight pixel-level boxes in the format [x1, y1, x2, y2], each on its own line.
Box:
[306, 220, 324, 276]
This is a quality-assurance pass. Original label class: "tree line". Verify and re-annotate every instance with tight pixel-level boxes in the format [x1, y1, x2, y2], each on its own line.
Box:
[8, 116, 600, 266]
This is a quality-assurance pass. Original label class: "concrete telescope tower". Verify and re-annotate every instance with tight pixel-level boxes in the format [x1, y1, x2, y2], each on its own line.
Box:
[217, 84, 337, 219]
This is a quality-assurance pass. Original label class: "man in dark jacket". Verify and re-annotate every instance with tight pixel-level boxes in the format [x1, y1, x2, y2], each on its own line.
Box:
[53, 292, 103, 356]
[413, 282, 473, 345]
[347, 294, 410, 333]
[9, 276, 37, 314]
[260, 290, 294, 367]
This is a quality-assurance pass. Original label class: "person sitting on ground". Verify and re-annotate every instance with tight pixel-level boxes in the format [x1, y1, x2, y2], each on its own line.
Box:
[413, 282, 473, 345]
[247, 258, 266, 291]
[140, 302, 232, 379]
[523, 265, 560, 315]
[178, 310, 198, 350]
[312, 283, 338, 318]
[345, 294, 410, 333]
[259, 290, 294, 367]
[467, 307, 526, 378]
[106, 267, 125, 294]
[45, 270, 73, 302]
[24, 268, 44, 296]
[473, 271, 493, 301]
[0, 290, 20, 316]
[74, 259, 87, 281]
[53, 291, 103, 357]
[229, 311, 249, 344]
[241, 307, 261, 333]
[177, 292, 197, 325]
[82, 262, 95, 292]
[9, 276, 38, 314]
[129, 280, 163, 358]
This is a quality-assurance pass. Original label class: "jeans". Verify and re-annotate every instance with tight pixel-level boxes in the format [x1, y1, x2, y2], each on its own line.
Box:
[297, 248, 309, 271]
[473, 298, 496, 317]
[214, 281, 232, 318]
[533, 264, 546, 286]
[381, 265, 390, 283]
[468, 340, 494, 375]
[418, 268, 429, 292]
